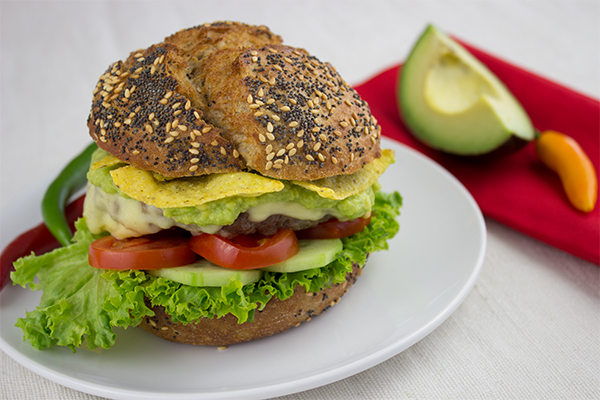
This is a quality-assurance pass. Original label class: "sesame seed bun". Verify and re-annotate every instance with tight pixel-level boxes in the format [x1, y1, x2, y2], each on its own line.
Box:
[88, 21, 382, 180]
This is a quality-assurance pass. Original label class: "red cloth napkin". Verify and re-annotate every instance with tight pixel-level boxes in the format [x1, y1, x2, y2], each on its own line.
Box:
[355, 42, 600, 265]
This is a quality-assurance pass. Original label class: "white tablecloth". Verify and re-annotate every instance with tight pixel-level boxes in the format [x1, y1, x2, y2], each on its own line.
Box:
[1, 1, 598, 399]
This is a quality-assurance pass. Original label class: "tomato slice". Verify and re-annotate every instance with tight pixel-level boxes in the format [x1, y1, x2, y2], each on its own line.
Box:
[189, 229, 299, 270]
[297, 215, 372, 240]
[89, 231, 197, 270]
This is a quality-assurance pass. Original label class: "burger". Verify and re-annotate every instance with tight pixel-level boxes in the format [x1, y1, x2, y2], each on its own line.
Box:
[12, 21, 401, 351]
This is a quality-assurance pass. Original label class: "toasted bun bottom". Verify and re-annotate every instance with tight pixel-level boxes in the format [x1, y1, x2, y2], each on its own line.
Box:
[138, 263, 363, 346]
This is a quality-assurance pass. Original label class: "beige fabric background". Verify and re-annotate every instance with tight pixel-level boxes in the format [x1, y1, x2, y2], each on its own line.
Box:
[1, 1, 598, 399]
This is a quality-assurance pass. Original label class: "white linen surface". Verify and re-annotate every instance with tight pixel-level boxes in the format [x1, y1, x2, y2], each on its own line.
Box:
[1, 1, 598, 399]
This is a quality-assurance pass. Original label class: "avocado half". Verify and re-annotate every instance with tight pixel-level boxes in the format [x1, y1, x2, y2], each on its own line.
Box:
[398, 25, 535, 156]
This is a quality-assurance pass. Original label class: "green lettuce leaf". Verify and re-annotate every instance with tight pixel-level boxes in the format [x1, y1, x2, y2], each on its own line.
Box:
[11, 191, 401, 351]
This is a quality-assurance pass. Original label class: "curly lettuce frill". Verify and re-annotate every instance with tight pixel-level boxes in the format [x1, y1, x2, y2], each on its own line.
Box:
[11, 191, 401, 352]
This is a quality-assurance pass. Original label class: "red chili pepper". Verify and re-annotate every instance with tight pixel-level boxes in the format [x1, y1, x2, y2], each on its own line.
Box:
[0, 194, 86, 290]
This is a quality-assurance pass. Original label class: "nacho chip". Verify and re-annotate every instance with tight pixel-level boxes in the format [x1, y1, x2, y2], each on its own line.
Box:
[90, 154, 125, 171]
[291, 149, 395, 200]
[110, 167, 285, 208]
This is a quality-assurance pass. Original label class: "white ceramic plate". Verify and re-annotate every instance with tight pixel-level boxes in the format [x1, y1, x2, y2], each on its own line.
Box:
[0, 137, 486, 400]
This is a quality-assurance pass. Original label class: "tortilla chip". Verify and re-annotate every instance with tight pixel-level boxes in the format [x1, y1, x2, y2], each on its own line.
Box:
[110, 167, 285, 208]
[90, 154, 125, 171]
[291, 149, 395, 200]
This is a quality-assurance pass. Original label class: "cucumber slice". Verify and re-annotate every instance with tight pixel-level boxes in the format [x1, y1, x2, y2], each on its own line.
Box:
[147, 260, 263, 287]
[261, 238, 343, 273]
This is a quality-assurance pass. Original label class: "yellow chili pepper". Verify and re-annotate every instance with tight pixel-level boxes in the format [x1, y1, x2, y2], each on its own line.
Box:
[536, 130, 597, 212]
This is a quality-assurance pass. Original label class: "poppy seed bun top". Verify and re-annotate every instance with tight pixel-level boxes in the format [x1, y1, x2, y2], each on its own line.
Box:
[88, 21, 382, 180]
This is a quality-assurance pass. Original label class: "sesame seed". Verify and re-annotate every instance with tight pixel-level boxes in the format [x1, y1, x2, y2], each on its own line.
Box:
[334, 130, 342, 136]
[166, 122, 172, 132]
[313, 143, 321, 151]
[189, 165, 198, 172]
[258, 88, 264, 97]
[173, 110, 182, 116]
[194, 111, 201, 120]
[259, 133, 266, 142]
[191, 158, 200, 163]
[192, 129, 201, 136]
[311, 127, 320, 133]
[318, 153, 325, 161]
[191, 142, 200, 148]
[283, 56, 292, 63]
[306, 154, 314, 161]
[164, 137, 174, 144]
[276, 149, 285, 157]
[202, 126, 212, 134]
[248, 104, 260, 109]
[265, 161, 273, 170]
[169, 131, 179, 137]
[286, 143, 295, 150]
[148, 113, 155, 121]
[267, 122, 274, 133]
[250, 50, 258, 56]
[165, 91, 173, 99]
[145, 124, 153, 133]
[273, 65, 283, 72]
[233, 150, 240, 158]
[220, 147, 226, 155]
[319, 134, 327, 141]
[268, 48, 278, 53]
[266, 132, 275, 141]
[185, 100, 191, 110]
[266, 98, 275, 105]
[172, 119, 179, 128]
[345, 99, 352, 106]
[178, 125, 187, 131]
[254, 111, 264, 117]
[159, 98, 168, 105]
[172, 102, 181, 109]
[332, 156, 338, 164]
[267, 152, 275, 161]
[289, 148, 297, 156]
[289, 121, 298, 127]
[297, 130, 305, 137]
[266, 144, 273, 153]
[272, 115, 280, 121]
[210, 140, 218, 146]
[297, 139, 304, 148]
[280, 106, 291, 112]
[273, 163, 282, 169]
[247, 94, 253, 103]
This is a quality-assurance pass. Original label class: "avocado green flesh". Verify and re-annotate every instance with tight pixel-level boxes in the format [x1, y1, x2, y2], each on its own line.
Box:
[399, 25, 535, 155]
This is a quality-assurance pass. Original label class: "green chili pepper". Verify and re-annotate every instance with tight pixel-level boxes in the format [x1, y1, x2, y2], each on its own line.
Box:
[42, 142, 98, 246]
